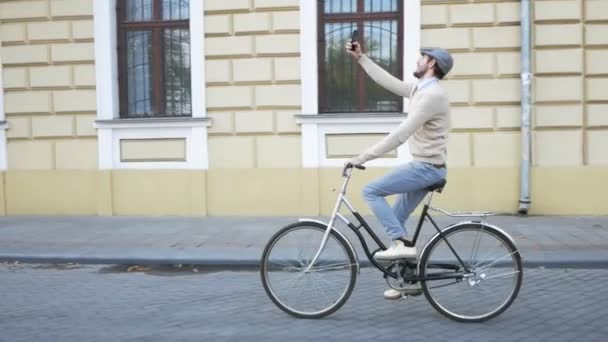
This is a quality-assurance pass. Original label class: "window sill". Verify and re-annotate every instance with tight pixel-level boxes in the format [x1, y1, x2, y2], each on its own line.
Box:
[295, 113, 406, 125]
[94, 117, 212, 129]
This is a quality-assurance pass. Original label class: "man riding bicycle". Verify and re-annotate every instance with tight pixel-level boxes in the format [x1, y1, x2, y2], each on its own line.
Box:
[344, 40, 453, 299]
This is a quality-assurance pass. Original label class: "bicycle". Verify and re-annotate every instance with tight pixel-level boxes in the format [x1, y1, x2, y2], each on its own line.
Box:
[260, 164, 523, 322]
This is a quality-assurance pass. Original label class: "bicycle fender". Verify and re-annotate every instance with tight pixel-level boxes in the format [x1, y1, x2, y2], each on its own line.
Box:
[298, 218, 360, 274]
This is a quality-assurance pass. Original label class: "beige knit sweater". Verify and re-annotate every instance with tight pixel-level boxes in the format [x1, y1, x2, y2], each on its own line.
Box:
[351, 54, 450, 165]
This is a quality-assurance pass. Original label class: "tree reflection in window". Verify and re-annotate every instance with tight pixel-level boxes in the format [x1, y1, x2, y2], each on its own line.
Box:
[320, 0, 402, 113]
[118, 0, 191, 118]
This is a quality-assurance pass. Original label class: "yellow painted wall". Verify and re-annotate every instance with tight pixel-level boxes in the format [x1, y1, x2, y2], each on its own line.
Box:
[0, 170, 207, 216]
[2, 0, 98, 173]
[111, 170, 207, 216]
[1, 0, 607, 217]
[0, 166, 606, 216]
[0, 172, 6, 216]
[5, 171, 99, 215]
[531, 167, 608, 215]
[421, 0, 608, 171]
[204, 0, 302, 171]
[206, 168, 318, 216]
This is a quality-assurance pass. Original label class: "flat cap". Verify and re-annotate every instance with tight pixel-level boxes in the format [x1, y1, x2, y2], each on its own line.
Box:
[421, 47, 454, 76]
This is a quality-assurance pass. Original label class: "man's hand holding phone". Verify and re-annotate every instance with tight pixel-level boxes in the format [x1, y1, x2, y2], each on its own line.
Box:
[346, 29, 362, 60]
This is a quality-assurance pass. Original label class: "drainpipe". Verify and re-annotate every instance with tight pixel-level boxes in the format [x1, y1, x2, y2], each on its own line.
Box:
[518, 0, 532, 215]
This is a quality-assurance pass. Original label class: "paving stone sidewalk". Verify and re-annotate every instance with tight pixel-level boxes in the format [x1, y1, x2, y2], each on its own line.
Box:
[1, 215, 607, 267]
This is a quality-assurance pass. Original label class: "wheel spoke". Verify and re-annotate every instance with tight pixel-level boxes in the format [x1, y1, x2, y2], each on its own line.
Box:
[474, 250, 519, 272]
[268, 271, 307, 291]
[480, 270, 520, 281]
[268, 262, 302, 272]
[269, 260, 294, 267]
[427, 280, 463, 290]
[470, 226, 483, 267]
[420, 225, 522, 322]
[470, 243, 506, 268]
[309, 272, 337, 305]
[261, 224, 356, 318]
[306, 262, 355, 272]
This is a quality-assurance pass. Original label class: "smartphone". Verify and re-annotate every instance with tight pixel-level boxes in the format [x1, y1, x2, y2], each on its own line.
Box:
[350, 29, 359, 51]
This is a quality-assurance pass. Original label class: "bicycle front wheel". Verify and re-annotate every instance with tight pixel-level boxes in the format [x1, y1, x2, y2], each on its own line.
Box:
[260, 222, 357, 319]
[419, 223, 523, 322]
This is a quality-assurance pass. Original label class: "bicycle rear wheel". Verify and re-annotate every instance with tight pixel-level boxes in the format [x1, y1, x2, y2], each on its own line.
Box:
[419, 223, 523, 322]
[260, 222, 357, 319]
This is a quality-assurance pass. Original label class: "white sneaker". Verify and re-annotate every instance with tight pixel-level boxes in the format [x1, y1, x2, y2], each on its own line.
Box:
[384, 285, 423, 300]
[384, 288, 402, 300]
[374, 240, 417, 260]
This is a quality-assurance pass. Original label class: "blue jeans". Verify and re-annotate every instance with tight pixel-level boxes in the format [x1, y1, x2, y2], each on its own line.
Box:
[362, 161, 447, 240]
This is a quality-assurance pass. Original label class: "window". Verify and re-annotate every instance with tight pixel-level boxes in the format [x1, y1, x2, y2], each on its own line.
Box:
[95, 0, 208, 170]
[318, 0, 403, 113]
[117, 0, 191, 118]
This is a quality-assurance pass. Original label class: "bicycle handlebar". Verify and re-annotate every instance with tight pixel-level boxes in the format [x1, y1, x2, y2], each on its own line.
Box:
[342, 163, 366, 177]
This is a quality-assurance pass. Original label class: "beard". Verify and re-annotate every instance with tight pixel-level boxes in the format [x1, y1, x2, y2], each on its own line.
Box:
[413, 65, 427, 79]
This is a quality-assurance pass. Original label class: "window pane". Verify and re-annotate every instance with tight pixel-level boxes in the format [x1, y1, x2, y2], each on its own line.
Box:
[164, 29, 191, 116]
[162, 0, 189, 20]
[126, 31, 153, 116]
[363, 20, 400, 112]
[324, 0, 356, 14]
[125, 0, 153, 21]
[323, 22, 357, 112]
[364, 0, 397, 13]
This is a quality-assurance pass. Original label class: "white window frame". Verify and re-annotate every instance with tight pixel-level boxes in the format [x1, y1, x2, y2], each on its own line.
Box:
[0, 57, 7, 171]
[93, 0, 209, 170]
[298, 0, 421, 168]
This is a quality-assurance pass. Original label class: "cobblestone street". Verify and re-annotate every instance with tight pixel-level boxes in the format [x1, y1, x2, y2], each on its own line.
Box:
[0, 264, 606, 341]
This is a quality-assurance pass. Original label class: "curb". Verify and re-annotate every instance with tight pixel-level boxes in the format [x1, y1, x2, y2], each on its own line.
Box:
[2, 254, 608, 269]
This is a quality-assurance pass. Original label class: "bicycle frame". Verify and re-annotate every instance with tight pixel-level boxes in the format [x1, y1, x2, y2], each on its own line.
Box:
[304, 167, 482, 281]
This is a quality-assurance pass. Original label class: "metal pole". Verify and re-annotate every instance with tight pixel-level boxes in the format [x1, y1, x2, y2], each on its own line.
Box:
[519, 0, 532, 215]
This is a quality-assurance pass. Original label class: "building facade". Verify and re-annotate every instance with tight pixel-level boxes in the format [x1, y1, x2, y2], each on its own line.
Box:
[0, 0, 607, 216]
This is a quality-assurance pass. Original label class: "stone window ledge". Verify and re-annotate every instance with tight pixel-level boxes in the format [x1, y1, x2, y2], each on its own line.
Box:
[94, 117, 212, 129]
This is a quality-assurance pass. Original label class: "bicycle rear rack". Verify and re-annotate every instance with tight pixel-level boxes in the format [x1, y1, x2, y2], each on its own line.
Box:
[428, 207, 496, 218]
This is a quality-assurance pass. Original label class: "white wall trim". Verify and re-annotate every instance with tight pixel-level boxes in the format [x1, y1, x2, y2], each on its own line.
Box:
[0, 56, 7, 170]
[402, 0, 421, 113]
[94, 0, 119, 121]
[300, 0, 318, 115]
[93, 0, 208, 170]
[103, 126, 208, 169]
[317, 123, 411, 168]
[94, 117, 211, 129]
[190, 0, 205, 118]
[298, 1, 421, 168]
[297, 115, 411, 168]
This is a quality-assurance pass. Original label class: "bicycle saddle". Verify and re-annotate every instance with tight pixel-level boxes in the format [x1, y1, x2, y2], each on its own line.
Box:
[427, 179, 447, 193]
